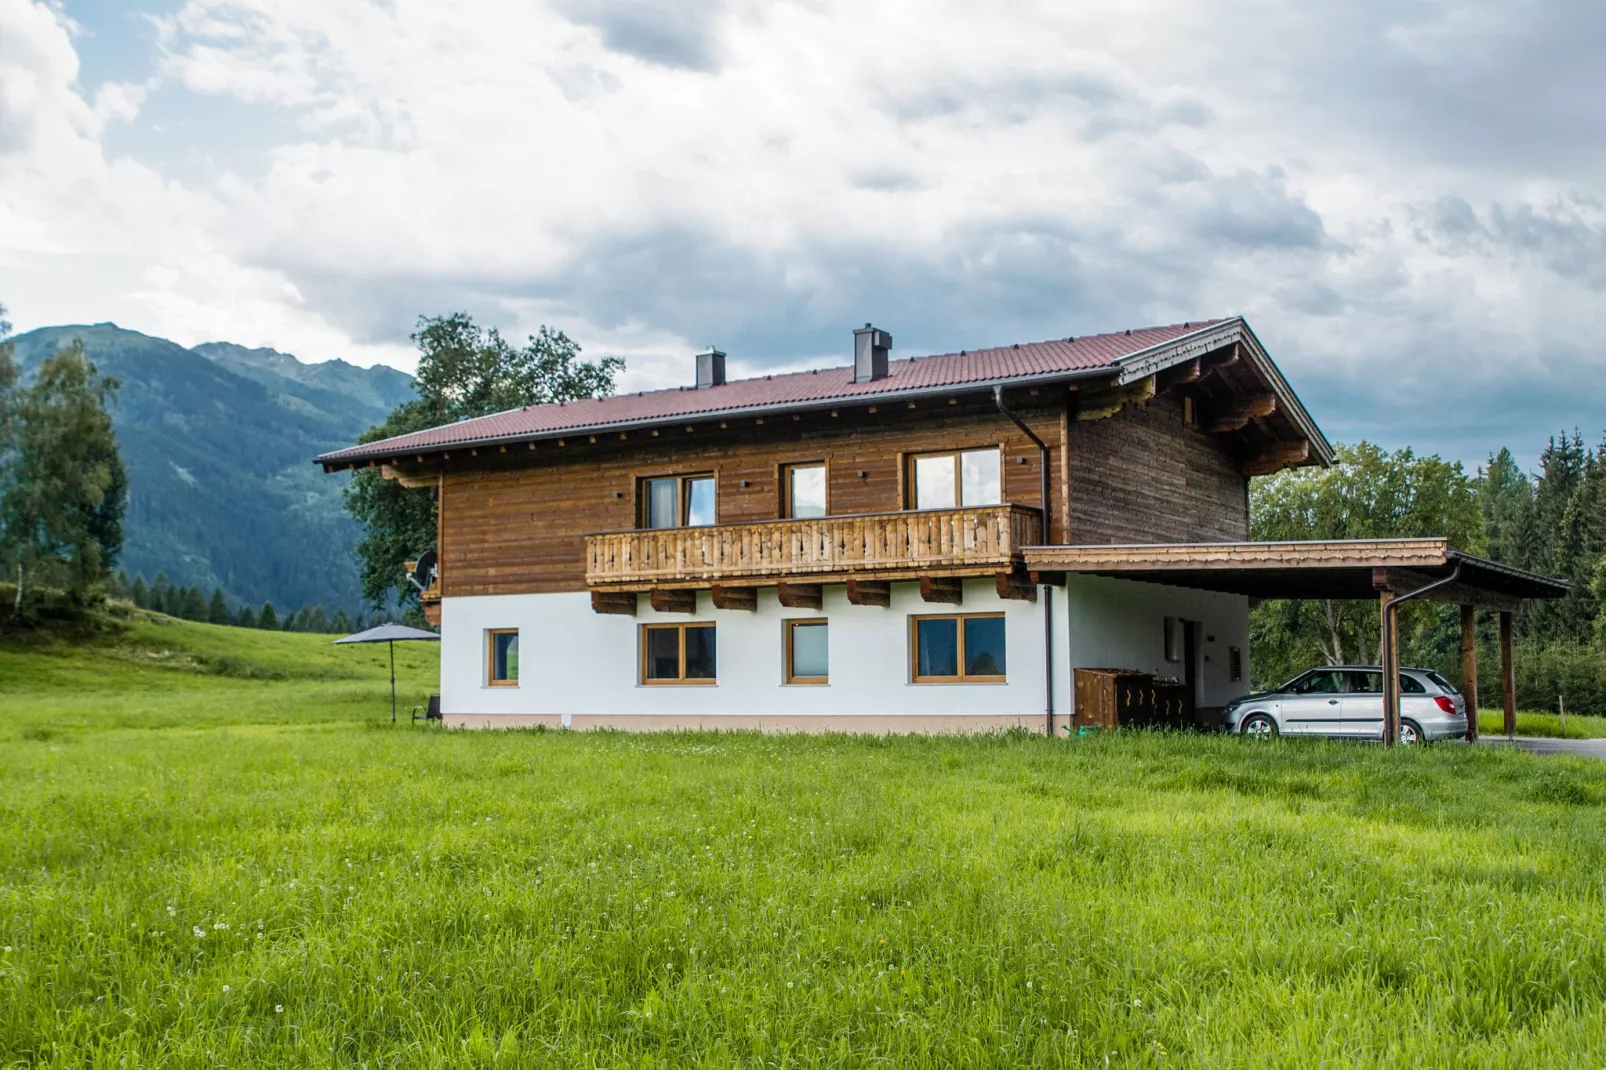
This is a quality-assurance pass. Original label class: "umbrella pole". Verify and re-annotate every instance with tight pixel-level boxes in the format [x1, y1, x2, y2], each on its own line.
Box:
[390, 640, 397, 723]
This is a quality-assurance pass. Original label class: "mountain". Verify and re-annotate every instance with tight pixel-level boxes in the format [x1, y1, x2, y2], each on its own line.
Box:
[8, 323, 414, 615]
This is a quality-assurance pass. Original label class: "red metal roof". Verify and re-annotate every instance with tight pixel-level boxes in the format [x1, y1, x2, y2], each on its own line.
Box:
[318, 319, 1229, 465]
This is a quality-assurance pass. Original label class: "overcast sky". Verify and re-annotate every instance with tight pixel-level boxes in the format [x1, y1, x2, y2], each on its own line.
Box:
[2, 0, 1602, 466]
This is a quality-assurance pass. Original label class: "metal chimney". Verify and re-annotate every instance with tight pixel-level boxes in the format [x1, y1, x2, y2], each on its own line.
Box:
[852, 324, 891, 383]
[695, 346, 726, 389]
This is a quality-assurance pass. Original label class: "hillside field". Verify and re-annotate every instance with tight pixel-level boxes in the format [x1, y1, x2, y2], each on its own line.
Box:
[2, 617, 1605, 1066]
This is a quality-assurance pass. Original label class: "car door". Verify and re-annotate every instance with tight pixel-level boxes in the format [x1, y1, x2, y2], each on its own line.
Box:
[1280, 669, 1346, 735]
[1339, 670, 1386, 738]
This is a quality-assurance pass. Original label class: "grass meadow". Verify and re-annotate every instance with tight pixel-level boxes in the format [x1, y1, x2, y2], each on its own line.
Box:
[2, 615, 1605, 1067]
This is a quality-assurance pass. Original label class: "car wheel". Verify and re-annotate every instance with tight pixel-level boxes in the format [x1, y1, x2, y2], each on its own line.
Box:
[1399, 718, 1423, 745]
[1241, 713, 1278, 739]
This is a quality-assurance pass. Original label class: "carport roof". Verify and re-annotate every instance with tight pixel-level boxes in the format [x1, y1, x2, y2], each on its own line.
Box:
[1022, 539, 1568, 610]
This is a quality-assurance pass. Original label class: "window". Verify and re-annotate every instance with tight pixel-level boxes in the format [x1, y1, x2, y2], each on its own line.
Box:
[909, 448, 1001, 510]
[783, 463, 827, 519]
[1290, 670, 1343, 694]
[641, 623, 716, 684]
[486, 629, 519, 686]
[785, 619, 828, 684]
[911, 613, 1006, 682]
[641, 474, 716, 529]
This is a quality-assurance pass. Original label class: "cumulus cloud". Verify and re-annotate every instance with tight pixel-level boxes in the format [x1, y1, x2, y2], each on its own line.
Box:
[0, 0, 1602, 464]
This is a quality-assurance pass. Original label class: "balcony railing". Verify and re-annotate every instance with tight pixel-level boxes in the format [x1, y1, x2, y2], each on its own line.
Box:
[585, 504, 1043, 588]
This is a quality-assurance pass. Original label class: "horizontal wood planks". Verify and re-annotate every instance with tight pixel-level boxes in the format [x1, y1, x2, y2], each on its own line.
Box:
[1067, 393, 1248, 545]
[438, 399, 1064, 597]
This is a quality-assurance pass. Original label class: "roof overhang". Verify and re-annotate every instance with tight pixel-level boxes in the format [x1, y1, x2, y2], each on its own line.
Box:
[1023, 539, 1568, 611]
[315, 316, 1334, 470]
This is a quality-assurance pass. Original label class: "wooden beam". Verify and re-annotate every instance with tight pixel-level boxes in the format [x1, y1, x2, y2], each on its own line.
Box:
[1372, 568, 1523, 614]
[1157, 358, 1201, 394]
[846, 579, 890, 607]
[1074, 375, 1156, 422]
[590, 591, 637, 616]
[920, 576, 963, 604]
[710, 585, 757, 612]
[1461, 604, 1479, 742]
[1028, 570, 1066, 587]
[1241, 440, 1310, 476]
[776, 583, 823, 610]
[1381, 589, 1400, 746]
[1203, 395, 1277, 433]
[649, 588, 698, 614]
[995, 571, 1037, 602]
[1500, 610, 1516, 738]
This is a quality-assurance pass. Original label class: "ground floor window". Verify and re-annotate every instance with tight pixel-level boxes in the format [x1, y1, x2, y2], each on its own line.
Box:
[785, 619, 828, 684]
[486, 629, 519, 686]
[911, 613, 1006, 682]
[642, 622, 716, 684]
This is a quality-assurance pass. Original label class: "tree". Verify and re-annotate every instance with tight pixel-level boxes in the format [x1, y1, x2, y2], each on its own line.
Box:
[207, 587, 231, 625]
[179, 586, 208, 621]
[131, 574, 150, 609]
[234, 605, 255, 628]
[330, 608, 353, 634]
[346, 314, 624, 612]
[1481, 448, 1536, 570]
[151, 571, 172, 615]
[1249, 441, 1484, 686]
[0, 338, 127, 600]
[257, 601, 278, 630]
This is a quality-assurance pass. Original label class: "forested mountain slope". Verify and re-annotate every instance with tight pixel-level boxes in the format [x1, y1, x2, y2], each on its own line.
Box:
[9, 324, 412, 614]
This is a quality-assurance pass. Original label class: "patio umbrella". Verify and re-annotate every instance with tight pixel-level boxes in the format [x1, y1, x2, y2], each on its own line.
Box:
[333, 622, 441, 722]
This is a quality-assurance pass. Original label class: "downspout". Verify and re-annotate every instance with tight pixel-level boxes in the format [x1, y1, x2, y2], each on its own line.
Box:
[1379, 561, 1462, 746]
[994, 385, 1055, 738]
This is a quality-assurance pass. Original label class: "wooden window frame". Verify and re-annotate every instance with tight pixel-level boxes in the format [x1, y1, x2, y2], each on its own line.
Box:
[783, 618, 829, 685]
[779, 461, 829, 519]
[638, 472, 717, 529]
[904, 446, 1002, 510]
[486, 628, 520, 687]
[639, 622, 717, 686]
[909, 612, 1007, 683]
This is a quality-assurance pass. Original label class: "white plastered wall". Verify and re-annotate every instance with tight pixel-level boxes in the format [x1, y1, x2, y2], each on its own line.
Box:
[440, 577, 1072, 729]
[1063, 574, 1251, 709]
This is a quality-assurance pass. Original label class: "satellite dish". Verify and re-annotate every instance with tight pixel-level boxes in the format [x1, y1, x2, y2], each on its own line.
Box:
[408, 549, 438, 591]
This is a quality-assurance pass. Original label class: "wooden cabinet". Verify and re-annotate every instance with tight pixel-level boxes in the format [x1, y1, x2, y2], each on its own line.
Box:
[1073, 669, 1194, 731]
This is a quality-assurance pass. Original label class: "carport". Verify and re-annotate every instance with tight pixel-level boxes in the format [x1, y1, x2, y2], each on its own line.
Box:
[1024, 538, 1570, 746]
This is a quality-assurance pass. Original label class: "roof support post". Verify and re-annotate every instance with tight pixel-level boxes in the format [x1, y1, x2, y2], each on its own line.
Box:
[1460, 605, 1479, 742]
[1380, 561, 1462, 747]
[994, 385, 1055, 737]
[1500, 610, 1517, 740]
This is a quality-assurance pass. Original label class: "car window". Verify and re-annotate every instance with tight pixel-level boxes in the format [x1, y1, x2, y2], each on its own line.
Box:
[1400, 674, 1426, 694]
[1425, 670, 1459, 695]
[1290, 670, 1344, 694]
[1344, 670, 1384, 694]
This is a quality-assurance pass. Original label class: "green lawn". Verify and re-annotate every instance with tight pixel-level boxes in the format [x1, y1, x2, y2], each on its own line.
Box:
[1478, 707, 1606, 740]
[3, 618, 1605, 1066]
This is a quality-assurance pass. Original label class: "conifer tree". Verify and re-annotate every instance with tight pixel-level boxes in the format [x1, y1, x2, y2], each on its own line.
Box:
[130, 574, 150, 609]
[207, 587, 231, 625]
[151, 571, 171, 615]
[330, 608, 353, 634]
[257, 601, 278, 629]
[179, 586, 208, 621]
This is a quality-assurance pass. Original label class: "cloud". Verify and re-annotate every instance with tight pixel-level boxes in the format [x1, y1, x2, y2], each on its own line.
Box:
[0, 0, 1602, 468]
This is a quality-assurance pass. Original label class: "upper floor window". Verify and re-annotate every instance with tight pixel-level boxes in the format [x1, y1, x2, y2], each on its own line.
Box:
[642, 474, 716, 529]
[909, 448, 1001, 510]
[783, 463, 827, 519]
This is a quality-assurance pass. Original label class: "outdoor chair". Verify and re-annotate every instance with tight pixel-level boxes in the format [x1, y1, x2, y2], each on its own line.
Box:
[411, 694, 441, 722]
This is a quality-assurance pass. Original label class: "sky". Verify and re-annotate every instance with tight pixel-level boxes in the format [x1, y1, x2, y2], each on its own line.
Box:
[1, 0, 1602, 468]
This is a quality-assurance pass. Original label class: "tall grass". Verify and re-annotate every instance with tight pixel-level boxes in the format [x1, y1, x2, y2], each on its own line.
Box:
[2, 619, 1604, 1066]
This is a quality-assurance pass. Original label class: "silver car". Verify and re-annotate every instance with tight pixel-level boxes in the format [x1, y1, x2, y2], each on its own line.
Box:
[1221, 666, 1468, 743]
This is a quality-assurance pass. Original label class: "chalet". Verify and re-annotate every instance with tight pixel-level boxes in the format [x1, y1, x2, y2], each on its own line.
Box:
[316, 316, 1559, 737]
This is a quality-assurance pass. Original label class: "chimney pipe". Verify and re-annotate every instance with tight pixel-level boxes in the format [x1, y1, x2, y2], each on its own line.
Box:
[852, 324, 891, 383]
[695, 346, 726, 389]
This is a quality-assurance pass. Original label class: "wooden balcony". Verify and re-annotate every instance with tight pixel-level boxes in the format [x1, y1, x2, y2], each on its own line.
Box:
[585, 504, 1043, 590]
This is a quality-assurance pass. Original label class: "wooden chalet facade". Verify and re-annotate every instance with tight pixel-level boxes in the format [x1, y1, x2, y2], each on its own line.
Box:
[319, 317, 1335, 733]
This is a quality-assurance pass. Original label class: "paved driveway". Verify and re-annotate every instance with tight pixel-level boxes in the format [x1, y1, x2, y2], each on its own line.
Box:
[1480, 737, 1606, 760]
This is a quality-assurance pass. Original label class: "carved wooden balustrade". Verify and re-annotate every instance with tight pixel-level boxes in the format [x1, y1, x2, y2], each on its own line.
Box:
[585, 504, 1042, 589]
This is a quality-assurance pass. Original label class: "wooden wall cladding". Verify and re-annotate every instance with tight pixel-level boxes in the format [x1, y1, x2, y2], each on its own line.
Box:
[1067, 392, 1249, 545]
[438, 398, 1067, 598]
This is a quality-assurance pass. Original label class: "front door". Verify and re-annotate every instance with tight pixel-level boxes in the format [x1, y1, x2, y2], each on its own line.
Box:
[1281, 669, 1346, 735]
